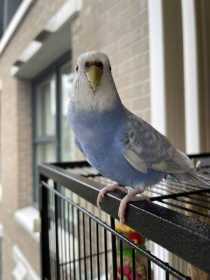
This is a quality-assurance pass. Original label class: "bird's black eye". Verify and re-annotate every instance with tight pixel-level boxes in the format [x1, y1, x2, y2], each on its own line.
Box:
[109, 65, 112, 71]
[75, 65, 79, 72]
[85, 61, 90, 68]
[95, 61, 103, 69]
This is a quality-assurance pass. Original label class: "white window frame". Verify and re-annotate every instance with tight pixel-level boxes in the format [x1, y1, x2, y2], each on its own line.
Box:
[0, 0, 35, 55]
[182, 0, 200, 154]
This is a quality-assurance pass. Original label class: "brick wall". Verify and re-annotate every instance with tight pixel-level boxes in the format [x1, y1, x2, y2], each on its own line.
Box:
[71, 0, 150, 121]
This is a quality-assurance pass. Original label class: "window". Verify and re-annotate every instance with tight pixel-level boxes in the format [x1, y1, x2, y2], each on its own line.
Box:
[0, 0, 23, 37]
[33, 53, 77, 202]
[60, 63, 77, 161]
[0, 2, 3, 39]
[35, 74, 57, 161]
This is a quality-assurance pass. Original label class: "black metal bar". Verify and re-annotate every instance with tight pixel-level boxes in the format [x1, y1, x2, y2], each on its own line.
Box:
[89, 217, 93, 280]
[160, 177, 209, 191]
[39, 178, 199, 280]
[151, 186, 210, 209]
[148, 258, 152, 280]
[119, 239, 124, 280]
[39, 175, 51, 280]
[152, 195, 210, 218]
[60, 195, 64, 279]
[50, 160, 90, 169]
[41, 154, 208, 280]
[151, 188, 210, 202]
[155, 194, 210, 213]
[42, 182, 192, 280]
[54, 184, 61, 280]
[82, 212, 87, 280]
[61, 195, 66, 278]
[67, 204, 72, 279]
[96, 222, 100, 279]
[165, 263, 170, 280]
[158, 199, 210, 218]
[188, 152, 210, 159]
[48, 192, 52, 275]
[60, 249, 112, 267]
[104, 228, 108, 280]
[72, 205, 76, 279]
[52, 191, 57, 277]
[64, 200, 68, 279]
[110, 217, 117, 280]
[39, 162, 210, 273]
[77, 209, 82, 280]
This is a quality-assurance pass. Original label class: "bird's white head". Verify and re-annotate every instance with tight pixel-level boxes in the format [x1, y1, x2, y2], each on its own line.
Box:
[71, 51, 121, 112]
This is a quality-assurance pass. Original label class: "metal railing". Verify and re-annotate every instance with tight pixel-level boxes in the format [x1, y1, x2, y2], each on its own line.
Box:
[39, 153, 210, 279]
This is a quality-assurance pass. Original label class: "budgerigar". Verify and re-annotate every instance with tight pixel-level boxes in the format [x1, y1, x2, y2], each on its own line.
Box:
[68, 51, 210, 223]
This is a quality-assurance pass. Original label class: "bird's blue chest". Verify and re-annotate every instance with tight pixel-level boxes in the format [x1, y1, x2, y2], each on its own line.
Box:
[71, 109, 119, 159]
[69, 108, 124, 168]
[69, 107, 164, 187]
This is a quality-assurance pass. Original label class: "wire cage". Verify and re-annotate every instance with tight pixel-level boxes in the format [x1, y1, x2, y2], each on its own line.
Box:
[39, 153, 210, 280]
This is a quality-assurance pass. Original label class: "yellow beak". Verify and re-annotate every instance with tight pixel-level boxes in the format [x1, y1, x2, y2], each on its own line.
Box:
[86, 65, 103, 92]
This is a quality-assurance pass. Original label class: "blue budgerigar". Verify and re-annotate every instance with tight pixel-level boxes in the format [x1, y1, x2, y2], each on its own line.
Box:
[68, 51, 210, 223]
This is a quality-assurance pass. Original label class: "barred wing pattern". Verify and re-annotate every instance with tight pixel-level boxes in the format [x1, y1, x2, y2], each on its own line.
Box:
[121, 113, 193, 174]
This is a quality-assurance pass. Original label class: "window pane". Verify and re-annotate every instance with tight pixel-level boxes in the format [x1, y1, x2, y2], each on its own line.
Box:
[35, 75, 56, 138]
[60, 63, 77, 161]
[34, 74, 57, 202]
[36, 143, 56, 163]
[3, 0, 23, 31]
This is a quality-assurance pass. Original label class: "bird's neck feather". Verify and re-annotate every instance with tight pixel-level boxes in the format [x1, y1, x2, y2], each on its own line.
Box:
[69, 98, 126, 146]
[73, 71, 123, 113]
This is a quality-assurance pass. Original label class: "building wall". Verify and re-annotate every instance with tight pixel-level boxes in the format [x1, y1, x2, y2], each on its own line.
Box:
[0, 0, 151, 279]
[71, 0, 150, 121]
[162, 0, 185, 150]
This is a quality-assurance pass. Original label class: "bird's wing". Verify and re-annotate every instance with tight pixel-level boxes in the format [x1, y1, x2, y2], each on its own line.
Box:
[121, 113, 193, 174]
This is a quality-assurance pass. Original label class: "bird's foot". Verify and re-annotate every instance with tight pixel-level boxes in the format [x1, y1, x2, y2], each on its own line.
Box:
[118, 188, 150, 224]
[97, 183, 128, 207]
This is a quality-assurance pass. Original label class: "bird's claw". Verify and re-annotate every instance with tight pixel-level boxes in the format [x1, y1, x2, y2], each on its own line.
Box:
[96, 184, 128, 208]
[118, 191, 150, 224]
[118, 198, 128, 224]
[96, 191, 105, 208]
[118, 208, 126, 224]
[96, 185, 150, 224]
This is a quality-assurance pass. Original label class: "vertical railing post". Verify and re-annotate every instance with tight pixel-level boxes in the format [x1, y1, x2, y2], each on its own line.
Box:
[148, 258, 152, 280]
[54, 183, 60, 280]
[110, 217, 117, 280]
[39, 173, 51, 280]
